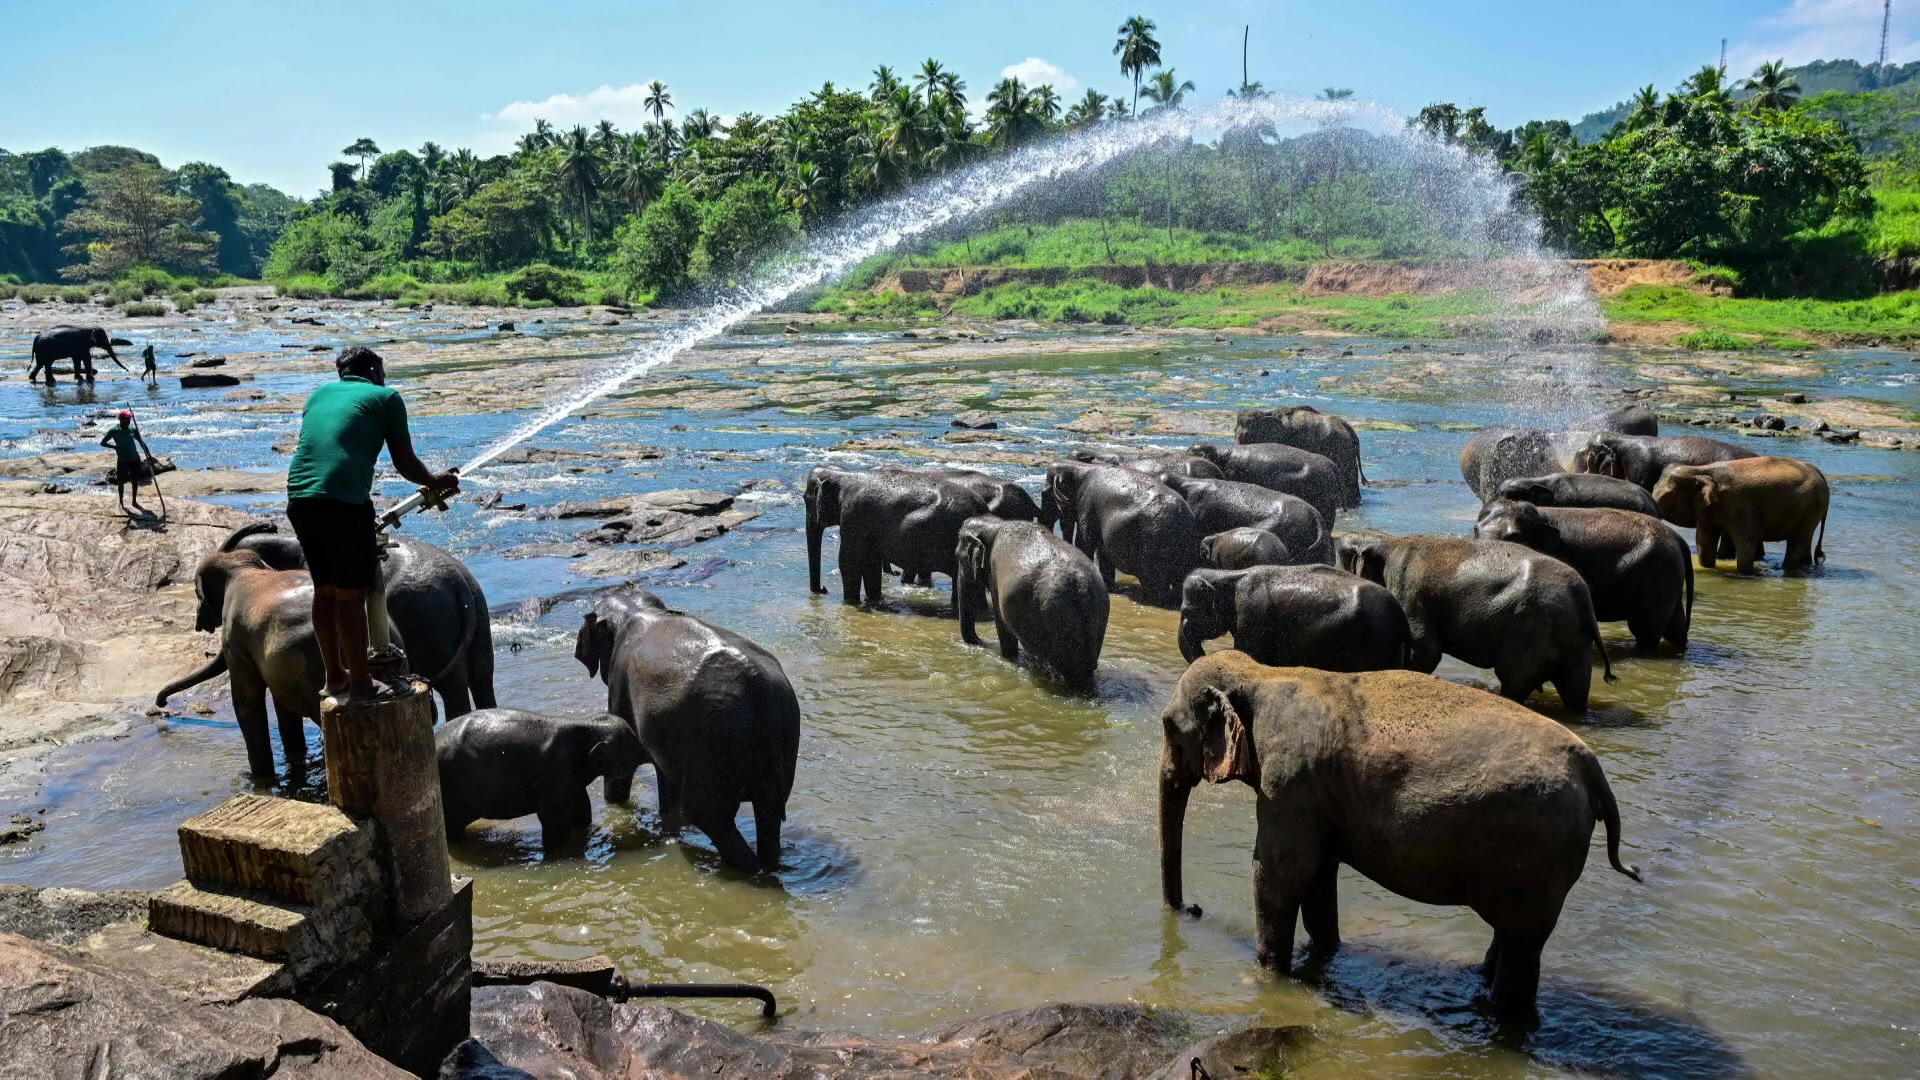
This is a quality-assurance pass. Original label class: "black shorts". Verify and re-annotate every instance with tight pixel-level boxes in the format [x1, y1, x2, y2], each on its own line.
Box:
[286, 497, 379, 590]
[114, 460, 149, 486]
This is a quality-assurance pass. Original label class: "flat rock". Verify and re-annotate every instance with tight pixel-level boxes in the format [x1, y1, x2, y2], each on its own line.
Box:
[180, 374, 242, 389]
[951, 410, 998, 430]
[536, 498, 630, 520]
[635, 488, 734, 515]
[578, 508, 758, 546]
[572, 550, 688, 578]
[0, 886, 147, 945]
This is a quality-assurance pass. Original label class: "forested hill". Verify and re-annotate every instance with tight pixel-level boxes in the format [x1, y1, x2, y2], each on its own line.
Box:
[1572, 57, 1920, 143]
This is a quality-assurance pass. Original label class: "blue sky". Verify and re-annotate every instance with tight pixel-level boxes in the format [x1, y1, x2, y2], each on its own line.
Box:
[7, 0, 1913, 195]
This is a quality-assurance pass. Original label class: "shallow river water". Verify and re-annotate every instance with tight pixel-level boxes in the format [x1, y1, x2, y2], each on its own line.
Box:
[3, 320, 1917, 1078]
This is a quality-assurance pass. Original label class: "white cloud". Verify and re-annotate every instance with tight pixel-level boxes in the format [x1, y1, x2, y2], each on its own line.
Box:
[1000, 57, 1082, 98]
[1728, 0, 1920, 76]
[477, 82, 668, 151]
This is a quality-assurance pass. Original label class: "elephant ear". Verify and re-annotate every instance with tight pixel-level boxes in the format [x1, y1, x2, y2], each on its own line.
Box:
[1697, 475, 1721, 509]
[1201, 686, 1258, 785]
[574, 612, 609, 678]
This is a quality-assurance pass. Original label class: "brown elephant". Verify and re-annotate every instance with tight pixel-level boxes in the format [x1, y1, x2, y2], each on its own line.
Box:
[1159, 651, 1641, 1019]
[1652, 456, 1829, 573]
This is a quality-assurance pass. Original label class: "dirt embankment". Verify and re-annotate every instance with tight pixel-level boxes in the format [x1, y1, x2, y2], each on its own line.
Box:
[882, 259, 1710, 299]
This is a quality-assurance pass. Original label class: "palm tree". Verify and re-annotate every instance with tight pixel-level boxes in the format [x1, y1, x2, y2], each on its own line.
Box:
[558, 125, 601, 244]
[1742, 60, 1801, 111]
[593, 120, 620, 152]
[645, 118, 680, 160]
[343, 138, 380, 179]
[1113, 15, 1162, 118]
[417, 141, 444, 174]
[914, 59, 949, 105]
[1065, 89, 1113, 129]
[613, 135, 664, 213]
[1031, 84, 1063, 122]
[1106, 97, 1132, 122]
[851, 115, 904, 192]
[532, 119, 556, 148]
[643, 80, 673, 123]
[1625, 85, 1662, 130]
[1140, 70, 1195, 113]
[1682, 64, 1732, 109]
[870, 65, 903, 102]
[446, 149, 482, 202]
[1320, 88, 1354, 101]
[1229, 81, 1266, 100]
[986, 77, 1047, 148]
[683, 108, 722, 141]
[782, 160, 827, 218]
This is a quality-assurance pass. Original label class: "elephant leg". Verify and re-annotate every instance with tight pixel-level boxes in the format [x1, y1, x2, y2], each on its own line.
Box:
[913, 571, 934, 587]
[436, 680, 473, 720]
[1300, 862, 1341, 955]
[537, 787, 592, 852]
[1694, 523, 1719, 569]
[1627, 611, 1664, 652]
[1096, 549, 1116, 588]
[863, 558, 885, 607]
[1252, 858, 1301, 975]
[1251, 801, 1313, 974]
[994, 608, 1020, 662]
[1552, 656, 1592, 713]
[230, 664, 277, 782]
[1480, 934, 1503, 983]
[1665, 599, 1690, 650]
[752, 798, 782, 872]
[655, 768, 683, 830]
[1783, 523, 1816, 573]
[695, 810, 762, 874]
[1733, 529, 1763, 575]
[1405, 633, 1443, 675]
[1488, 933, 1548, 1019]
[838, 537, 865, 605]
[270, 695, 308, 767]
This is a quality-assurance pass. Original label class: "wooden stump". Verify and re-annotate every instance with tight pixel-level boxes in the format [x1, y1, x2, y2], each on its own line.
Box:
[320, 680, 451, 925]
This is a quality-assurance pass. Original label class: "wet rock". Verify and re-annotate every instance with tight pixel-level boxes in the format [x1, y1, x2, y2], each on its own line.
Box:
[1756, 415, 1786, 431]
[951, 411, 998, 430]
[501, 543, 593, 560]
[537, 498, 630, 520]
[636, 489, 735, 515]
[945, 430, 1032, 444]
[308, 344, 331, 352]
[739, 478, 783, 492]
[188, 356, 227, 368]
[290, 315, 323, 325]
[1822, 428, 1862, 443]
[496, 320, 515, 332]
[0, 885, 146, 944]
[1782, 392, 1807, 404]
[572, 550, 688, 578]
[0, 932, 406, 1078]
[0, 817, 44, 845]
[1060, 411, 1141, 435]
[783, 322, 801, 334]
[180, 373, 241, 389]
[579, 508, 759, 546]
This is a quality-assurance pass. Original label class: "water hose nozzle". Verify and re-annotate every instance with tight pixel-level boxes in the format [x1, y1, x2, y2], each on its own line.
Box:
[378, 481, 457, 533]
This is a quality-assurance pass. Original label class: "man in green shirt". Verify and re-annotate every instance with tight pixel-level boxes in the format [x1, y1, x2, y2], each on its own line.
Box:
[100, 410, 157, 515]
[287, 346, 458, 702]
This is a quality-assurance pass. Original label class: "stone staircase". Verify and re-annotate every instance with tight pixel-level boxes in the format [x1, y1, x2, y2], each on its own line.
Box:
[149, 793, 379, 980]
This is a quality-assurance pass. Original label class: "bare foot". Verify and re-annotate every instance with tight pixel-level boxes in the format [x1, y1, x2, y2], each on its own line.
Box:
[343, 678, 392, 703]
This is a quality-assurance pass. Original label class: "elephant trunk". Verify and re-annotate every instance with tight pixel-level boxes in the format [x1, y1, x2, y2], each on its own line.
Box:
[956, 565, 981, 645]
[1159, 753, 1199, 915]
[805, 511, 826, 595]
[1177, 615, 1208, 664]
[1038, 485, 1061, 536]
[156, 652, 228, 707]
[604, 773, 634, 805]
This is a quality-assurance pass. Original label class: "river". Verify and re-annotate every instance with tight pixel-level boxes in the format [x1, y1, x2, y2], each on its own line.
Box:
[2, 313, 1916, 1078]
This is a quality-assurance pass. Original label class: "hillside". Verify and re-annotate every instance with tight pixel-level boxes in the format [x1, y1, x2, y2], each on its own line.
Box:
[1570, 56, 1920, 143]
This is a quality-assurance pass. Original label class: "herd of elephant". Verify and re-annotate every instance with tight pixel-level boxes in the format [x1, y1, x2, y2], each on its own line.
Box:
[153, 401, 1834, 1022]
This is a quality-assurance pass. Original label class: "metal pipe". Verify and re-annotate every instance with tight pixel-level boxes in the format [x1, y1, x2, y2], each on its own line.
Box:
[611, 977, 777, 1019]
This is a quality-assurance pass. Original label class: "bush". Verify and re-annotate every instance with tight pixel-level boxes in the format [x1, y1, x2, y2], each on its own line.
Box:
[0, 283, 16, 301]
[274, 275, 332, 299]
[503, 263, 585, 305]
[1689, 264, 1743, 291]
[19, 284, 57, 304]
[343, 273, 425, 301]
[699, 178, 799, 279]
[119, 265, 193, 296]
[1675, 330, 1751, 350]
[614, 183, 702, 295]
[60, 286, 94, 304]
[597, 287, 627, 307]
[123, 302, 166, 317]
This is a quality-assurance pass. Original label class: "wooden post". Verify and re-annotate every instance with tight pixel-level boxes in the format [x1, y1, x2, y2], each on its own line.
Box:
[321, 681, 450, 925]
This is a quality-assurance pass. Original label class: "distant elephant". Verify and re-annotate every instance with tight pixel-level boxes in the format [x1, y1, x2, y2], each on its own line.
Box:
[30, 325, 124, 384]
[575, 587, 800, 873]
[437, 709, 643, 853]
[1339, 534, 1614, 711]
[1068, 447, 1225, 486]
[1576, 432, 1756, 493]
[1587, 403, 1659, 436]
[956, 515, 1108, 689]
[1158, 652, 1640, 1018]
[1459, 427, 1582, 500]
[1493, 472, 1661, 517]
[1186, 442, 1343, 526]
[215, 522, 496, 717]
[1475, 500, 1692, 650]
[1233, 405, 1364, 506]
[1178, 565, 1410, 671]
[1040, 461, 1204, 606]
[1202, 527, 1291, 570]
[1652, 456, 1829, 574]
[1162, 475, 1331, 565]
[153, 550, 361, 780]
[805, 466, 989, 606]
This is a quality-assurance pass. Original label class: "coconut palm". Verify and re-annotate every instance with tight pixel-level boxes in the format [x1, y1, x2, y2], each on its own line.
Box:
[1031, 84, 1063, 122]
[417, 141, 444, 174]
[914, 59, 951, 105]
[1066, 89, 1113, 129]
[1140, 70, 1195, 113]
[1113, 15, 1162, 118]
[1229, 81, 1266, 101]
[870, 65, 903, 102]
[592, 120, 620, 152]
[613, 135, 665, 213]
[1625, 85, 1662, 130]
[782, 159, 827, 218]
[343, 137, 380, 178]
[1742, 60, 1801, 111]
[445, 149, 482, 201]
[1320, 88, 1354, 101]
[643, 80, 673, 123]
[558, 125, 601, 244]
[532, 119, 556, 148]
[645, 119, 680, 160]
[985, 76, 1048, 148]
[683, 108, 722, 141]
[1682, 64, 1731, 107]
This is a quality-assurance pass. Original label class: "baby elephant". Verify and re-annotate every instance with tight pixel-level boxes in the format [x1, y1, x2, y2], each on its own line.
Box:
[1653, 456, 1829, 574]
[1202, 527, 1291, 570]
[1159, 652, 1641, 1020]
[1476, 500, 1692, 650]
[1493, 472, 1661, 518]
[437, 709, 643, 853]
[957, 516, 1109, 690]
[1179, 565, 1410, 671]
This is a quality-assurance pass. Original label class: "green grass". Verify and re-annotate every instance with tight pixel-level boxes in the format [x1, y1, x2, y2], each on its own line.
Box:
[1604, 283, 1920, 344]
[1866, 180, 1920, 260]
[270, 269, 631, 308]
[913, 218, 1347, 268]
[930, 279, 1499, 335]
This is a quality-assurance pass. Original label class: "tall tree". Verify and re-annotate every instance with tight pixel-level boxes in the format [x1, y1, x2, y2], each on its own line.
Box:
[1140, 70, 1195, 113]
[61, 163, 216, 279]
[1320, 88, 1354, 101]
[1625, 85, 1662, 131]
[613, 134, 665, 213]
[342, 138, 380, 179]
[558, 125, 601, 244]
[1065, 89, 1113, 129]
[643, 80, 673, 124]
[593, 120, 620, 152]
[870, 65, 903, 102]
[1113, 16, 1162, 118]
[1742, 60, 1802, 112]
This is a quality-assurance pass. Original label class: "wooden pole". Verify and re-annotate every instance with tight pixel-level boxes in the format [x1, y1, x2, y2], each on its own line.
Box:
[321, 680, 451, 925]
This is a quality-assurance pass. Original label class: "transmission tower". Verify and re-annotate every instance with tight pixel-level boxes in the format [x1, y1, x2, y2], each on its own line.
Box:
[1880, 0, 1893, 72]
[1720, 38, 1727, 71]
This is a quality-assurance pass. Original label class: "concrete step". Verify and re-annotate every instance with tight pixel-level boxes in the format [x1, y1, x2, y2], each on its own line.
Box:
[176, 793, 374, 908]
[148, 880, 317, 966]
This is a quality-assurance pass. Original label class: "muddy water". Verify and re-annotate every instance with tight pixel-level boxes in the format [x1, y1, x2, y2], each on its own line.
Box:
[3, 327, 1917, 1078]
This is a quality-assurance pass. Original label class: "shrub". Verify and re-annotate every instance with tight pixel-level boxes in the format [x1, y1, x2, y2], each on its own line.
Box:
[0, 283, 16, 300]
[597, 287, 627, 307]
[19, 284, 57, 304]
[503, 263, 585, 305]
[343, 273, 426, 301]
[123, 302, 166, 317]
[274, 275, 333, 299]
[614, 183, 702, 295]
[1689, 264, 1743, 292]
[1675, 330, 1751, 350]
[699, 178, 799, 279]
[119, 265, 192, 296]
[60, 286, 94, 304]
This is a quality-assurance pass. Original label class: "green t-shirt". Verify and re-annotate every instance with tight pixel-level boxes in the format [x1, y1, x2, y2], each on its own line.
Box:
[101, 427, 142, 464]
[286, 377, 409, 504]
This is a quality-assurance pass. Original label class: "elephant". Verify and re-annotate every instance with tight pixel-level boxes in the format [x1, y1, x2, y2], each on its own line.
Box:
[878, 466, 1043, 522]
[1652, 456, 1830, 574]
[1178, 565, 1410, 671]
[805, 466, 990, 606]
[1475, 500, 1692, 650]
[1576, 432, 1756, 493]
[1587, 403, 1659, 436]
[1040, 461, 1205, 606]
[1161, 475, 1331, 565]
[1157, 652, 1641, 1019]
[153, 550, 353, 780]
[1492, 472, 1662, 517]
[1459, 427, 1585, 500]
[575, 587, 800, 873]
[1203, 527, 1291, 570]
[1233, 405, 1364, 506]
[955, 515, 1109, 690]
[216, 522, 496, 717]
[1068, 447, 1225, 486]
[437, 709, 644, 853]
[1338, 534, 1615, 711]
[30, 326, 125, 384]
[1186, 442, 1343, 526]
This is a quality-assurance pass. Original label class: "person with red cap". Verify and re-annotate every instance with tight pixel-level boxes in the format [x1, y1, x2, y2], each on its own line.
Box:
[100, 410, 158, 515]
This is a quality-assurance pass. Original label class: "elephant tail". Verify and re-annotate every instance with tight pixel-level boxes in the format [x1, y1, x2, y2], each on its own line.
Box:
[427, 583, 483, 689]
[1585, 603, 1617, 685]
[1815, 505, 1828, 565]
[1683, 550, 1695, 625]
[1581, 750, 1642, 883]
[156, 652, 228, 707]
